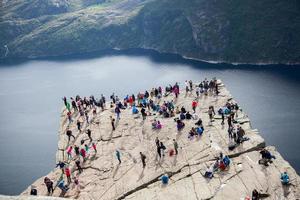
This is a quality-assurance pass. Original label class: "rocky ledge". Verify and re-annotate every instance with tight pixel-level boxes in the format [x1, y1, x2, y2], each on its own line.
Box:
[21, 80, 300, 200]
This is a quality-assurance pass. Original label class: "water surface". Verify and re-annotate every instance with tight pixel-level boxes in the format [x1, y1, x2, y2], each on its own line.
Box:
[0, 50, 299, 195]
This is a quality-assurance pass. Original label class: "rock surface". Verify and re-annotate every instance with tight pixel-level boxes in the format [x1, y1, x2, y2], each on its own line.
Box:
[22, 80, 300, 200]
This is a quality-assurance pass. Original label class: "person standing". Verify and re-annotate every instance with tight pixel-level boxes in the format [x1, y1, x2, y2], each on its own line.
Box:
[92, 143, 97, 153]
[75, 160, 83, 173]
[86, 129, 92, 142]
[140, 152, 147, 168]
[66, 129, 75, 142]
[66, 146, 73, 160]
[74, 145, 80, 156]
[141, 107, 146, 120]
[44, 177, 54, 195]
[173, 139, 179, 155]
[65, 166, 72, 184]
[115, 106, 121, 120]
[116, 150, 121, 164]
[192, 100, 198, 113]
[110, 116, 116, 131]
[76, 120, 81, 132]
[160, 142, 166, 157]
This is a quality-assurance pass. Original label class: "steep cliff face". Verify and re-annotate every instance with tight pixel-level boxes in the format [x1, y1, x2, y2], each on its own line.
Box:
[22, 81, 300, 200]
[1, 0, 300, 64]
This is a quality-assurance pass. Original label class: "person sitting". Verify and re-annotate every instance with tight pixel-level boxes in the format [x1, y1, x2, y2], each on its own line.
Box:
[195, 118, 203, 127]
[163, 111, 170, 118]
[219, 160, 226, 171]
[156, 121, 162, 129]
[188, 127, 197, 139]
[161, 174, 169, 185]
[204, 168, 214, 179]
[57, 180, 69, 192]
[177, 120, 185, 131]
[181, 106, 187, 113]
[196, 127, 203, 136]
[180, 112, 186, 120]
[132, 105, 139, 114]
[186, 111, 192, 120]
[175, 106, 180, 114]
[152, 120, 157, 129]
[281, 172, 290, 185]
[259, 149, 276, 166]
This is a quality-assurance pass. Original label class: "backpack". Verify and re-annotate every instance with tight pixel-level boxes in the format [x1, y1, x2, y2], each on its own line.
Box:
[30, 189, 37, 195]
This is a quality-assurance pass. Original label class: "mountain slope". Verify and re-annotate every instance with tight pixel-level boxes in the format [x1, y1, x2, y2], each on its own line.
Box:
[1, 0, 300, 64]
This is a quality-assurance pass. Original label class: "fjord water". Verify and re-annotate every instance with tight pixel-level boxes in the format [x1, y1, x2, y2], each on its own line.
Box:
[0, 50, 299, 195]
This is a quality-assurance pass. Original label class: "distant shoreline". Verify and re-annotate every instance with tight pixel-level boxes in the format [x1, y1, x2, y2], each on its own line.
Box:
[1, 48, 300, 67]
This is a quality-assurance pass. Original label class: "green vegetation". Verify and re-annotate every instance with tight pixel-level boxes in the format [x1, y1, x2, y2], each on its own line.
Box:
[1, 0, 299, 63]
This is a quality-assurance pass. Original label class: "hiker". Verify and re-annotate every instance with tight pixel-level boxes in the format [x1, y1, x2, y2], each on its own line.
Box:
[160, 142, 166, 157]
[156, 120, 162, 129]
[161, 174, 169, 185]
[75, 160, 83, 173]
[221, 112, 225, 125]
[259, 149, 276, 166]
[67, 111, 73, 123]
[76, 120, 81, 132]
[86, 129, 92, 142]
[92, 143, 97, 153]
[141, 107, 147, 120]
[116, 150, 121, 164]
[65, 166, 72, 184]
[56, 161, 66, 173]
[66, 146, 73, 160]
[74, 145, 80, 156]
[140, 152, 147, 168]
[115, 106, 121, 120]
[186, 111, 192, 120]
[63, 97, 68, 107]
[156, 138, 162, 159]
[281, 172, 290, 185]
[176, 119, 185, 131]
[44, 177, 54, 195]
[57, 179, 69, 193]
[110, 116, 116, 131]
[132, 105, 139, 114]
[189, 80, 193, 91]
[252, 189, 259, 200]
[66, 129, 75, 142]
[173, 139, 179, 155]
[185, 80, 189, 94]
[73, 176, 80, 191]
[208, 106, 215, 123]
[192, 100, 198, 113]
[80, 148, 87, 161]
[84, 110, 89, 124]
[84, 144, 90, 154]
[237, 126, 246, 143]
[227, 115, 232, 127]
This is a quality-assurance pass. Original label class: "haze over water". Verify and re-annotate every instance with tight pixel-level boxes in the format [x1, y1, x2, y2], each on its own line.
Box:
[0, 50, 299, 195]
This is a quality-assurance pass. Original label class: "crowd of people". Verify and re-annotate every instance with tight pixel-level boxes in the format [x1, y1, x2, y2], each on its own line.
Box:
[31, 78, 291, 199]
